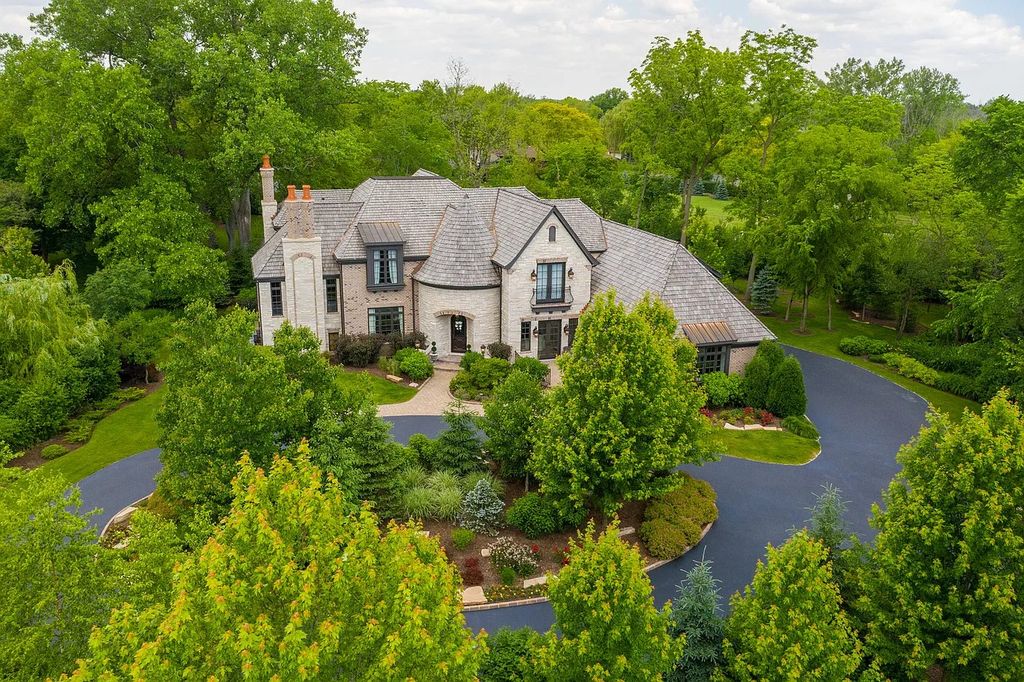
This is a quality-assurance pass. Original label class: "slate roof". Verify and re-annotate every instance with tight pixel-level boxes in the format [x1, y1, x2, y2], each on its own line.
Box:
[251, 172, 773, 344]
[592, 222, 774, 344]
[414, 195, 500, 288]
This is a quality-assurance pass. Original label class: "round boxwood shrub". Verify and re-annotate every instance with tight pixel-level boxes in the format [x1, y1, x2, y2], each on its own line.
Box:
[486, 341, 513, 361]
[702, 371, 741, 408]
[41, 443, 68, 460]
[639, 516, 702, 559]
[395, 348, 433, 381]
[505, 492, 559, 539]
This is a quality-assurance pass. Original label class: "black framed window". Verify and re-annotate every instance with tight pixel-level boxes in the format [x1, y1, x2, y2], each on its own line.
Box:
[535, 262, 565, 303]
[567, 317, 578, 348]
[325, 278, 339, 313]
[548, 225, 556, 242]
[696, 345, 728, 374]
[270, 282, 283, 316]
[368, 306, 404, 335]
[328, 331, 340, 351]
[520, 321, 531, 352]
[369, 247, 401, 288]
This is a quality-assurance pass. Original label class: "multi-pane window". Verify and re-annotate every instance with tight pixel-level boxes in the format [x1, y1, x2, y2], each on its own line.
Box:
[325, 278, 339, 313]
[520, 321, 531, 352]
[368, 306, 404, 335]
[328, 331, 340, 352]
[371, 248, 400, 287]
[270, 282, 283, 316]
[696, 345, 728, 374]
[536, 262, 566, 303]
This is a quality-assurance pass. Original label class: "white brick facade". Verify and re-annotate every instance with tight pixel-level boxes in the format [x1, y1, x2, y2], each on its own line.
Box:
[416, 283, 501, 356]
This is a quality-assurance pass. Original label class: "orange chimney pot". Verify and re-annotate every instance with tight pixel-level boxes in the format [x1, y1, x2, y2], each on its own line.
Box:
[302, 185, 312, 200]
[286, 185, 297, 201]
[262, 154, 271, 169]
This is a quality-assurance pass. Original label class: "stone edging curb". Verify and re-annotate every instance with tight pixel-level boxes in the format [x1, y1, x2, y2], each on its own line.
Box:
[462, 509, 717, 612]
[100, 494, 152, 538]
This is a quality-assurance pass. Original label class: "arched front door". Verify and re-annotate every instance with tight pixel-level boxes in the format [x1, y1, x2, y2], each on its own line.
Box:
[450, 315, 468, 353]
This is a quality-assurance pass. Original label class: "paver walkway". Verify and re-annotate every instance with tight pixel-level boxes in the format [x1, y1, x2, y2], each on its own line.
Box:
[376, 370, 484, 417]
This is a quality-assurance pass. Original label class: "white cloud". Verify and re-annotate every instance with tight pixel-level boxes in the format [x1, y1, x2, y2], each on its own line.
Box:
[748, 0, 1024, 101]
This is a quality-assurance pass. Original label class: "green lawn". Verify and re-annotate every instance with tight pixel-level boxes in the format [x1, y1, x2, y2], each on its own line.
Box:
[717, 428, 821, 465]
[41, 387, 166, 483]
[336, 370, 417, 405]
[732, 280, 980, 421]
[691, 195, 734, 224]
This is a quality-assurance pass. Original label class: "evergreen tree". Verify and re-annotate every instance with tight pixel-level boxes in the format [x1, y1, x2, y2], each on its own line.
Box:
[534, 521, 680, 680]
[741, 340, 785, 409]
[668, 559, 724, 682]
[749, 265, 779, 314]
[458, 479, 504, 535]
[693, 177, 706, 195]
[806, 484, 848, 556]
[765, 355, 807, 417]
[434, 400, 483, 475]
[713, 180, 729, 200]
[858, 393, 1024, 680]
[722, 531, 862, 680]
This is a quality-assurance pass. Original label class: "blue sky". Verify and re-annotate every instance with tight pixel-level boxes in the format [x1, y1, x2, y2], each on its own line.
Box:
[2, 1, 1022, 102]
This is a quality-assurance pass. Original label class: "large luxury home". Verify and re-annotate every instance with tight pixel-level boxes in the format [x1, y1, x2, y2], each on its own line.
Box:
[251, 156, 773, 374]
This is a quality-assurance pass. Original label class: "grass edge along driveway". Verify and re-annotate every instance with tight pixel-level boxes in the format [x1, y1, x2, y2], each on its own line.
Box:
[716, 427, 820, 465]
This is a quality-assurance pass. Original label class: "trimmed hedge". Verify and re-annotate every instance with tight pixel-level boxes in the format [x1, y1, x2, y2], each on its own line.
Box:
[880, 352, 940, 385]
[766, 356, 807, 418]
[839, 335, 892, 357]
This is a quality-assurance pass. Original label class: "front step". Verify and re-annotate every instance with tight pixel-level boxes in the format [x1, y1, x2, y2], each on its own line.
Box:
[433, 354, 463, 372]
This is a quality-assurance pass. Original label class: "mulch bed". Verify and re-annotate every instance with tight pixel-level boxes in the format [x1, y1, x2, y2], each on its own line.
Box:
[423, 478, 652, 596]
[7, 376, 163, 472]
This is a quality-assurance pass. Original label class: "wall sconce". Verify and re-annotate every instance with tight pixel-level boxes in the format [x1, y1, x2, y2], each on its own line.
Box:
[533, 326, 539, 337]
[530, 269, 537, 281]
[564, 325, 570, 335]
[567, 267, 574, 279]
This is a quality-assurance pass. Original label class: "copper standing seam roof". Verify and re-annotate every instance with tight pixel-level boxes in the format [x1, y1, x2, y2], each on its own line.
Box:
[357, 221, 405, 245]
[681, 321, 738, 346]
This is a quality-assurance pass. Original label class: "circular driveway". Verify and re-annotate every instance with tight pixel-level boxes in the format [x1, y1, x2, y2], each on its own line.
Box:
[76, 347, 927, 632]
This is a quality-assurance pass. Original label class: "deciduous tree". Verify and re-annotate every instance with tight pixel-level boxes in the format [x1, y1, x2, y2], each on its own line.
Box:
[722, 531, 862, 680]
[857, 393, 1024, 680]
[531, 292, 712, 516]
[66, 451, 486, 680]
[534, 521, 679, 681]
[481, 369, 546, 484]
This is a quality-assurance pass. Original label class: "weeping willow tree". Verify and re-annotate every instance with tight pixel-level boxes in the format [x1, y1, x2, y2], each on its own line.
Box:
[0, 263, 100, 380]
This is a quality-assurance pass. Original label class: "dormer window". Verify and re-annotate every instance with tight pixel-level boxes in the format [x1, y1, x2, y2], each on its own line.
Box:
[367, 246, 403, 290]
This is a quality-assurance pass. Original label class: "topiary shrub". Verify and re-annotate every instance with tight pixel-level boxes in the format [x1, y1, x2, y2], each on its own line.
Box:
[452, 528, 475, 550]
[782, 415, 819, 440]
[766, 356, 807, 418]
[459, 479, 505, 535]
[741, 340, 785, 409]
[505, 492, 560, 539]
[41, 444, 68, 460]
[639, 473, 718, 559]
[396, 349, 433, 381]
[499, 566, 517, 585]
[702, 371, 742, 409]
[486, 341, 513, 361]
[839, 335, 891, 357]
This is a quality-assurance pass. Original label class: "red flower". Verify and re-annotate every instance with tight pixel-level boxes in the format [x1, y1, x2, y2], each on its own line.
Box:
[531, 544, 540, 555]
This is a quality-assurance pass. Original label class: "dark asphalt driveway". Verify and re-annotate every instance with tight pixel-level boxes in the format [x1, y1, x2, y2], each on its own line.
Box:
[76, 347, 927, 633]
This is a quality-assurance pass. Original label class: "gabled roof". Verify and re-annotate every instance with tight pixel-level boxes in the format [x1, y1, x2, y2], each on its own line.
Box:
[489, 190, 598, 268]
[414, 196, 500, 289]
[593, 222, 774, 344]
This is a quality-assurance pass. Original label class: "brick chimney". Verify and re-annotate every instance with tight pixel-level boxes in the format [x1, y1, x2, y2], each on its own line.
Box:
[281, 181, 325, 347]
[260, 155, 277, 243]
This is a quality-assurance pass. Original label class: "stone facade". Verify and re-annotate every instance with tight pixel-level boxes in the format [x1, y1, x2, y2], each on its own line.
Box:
[729, 344, 758, 376]
[500, 215, 593, 359]
[416, 283, 501, 356]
